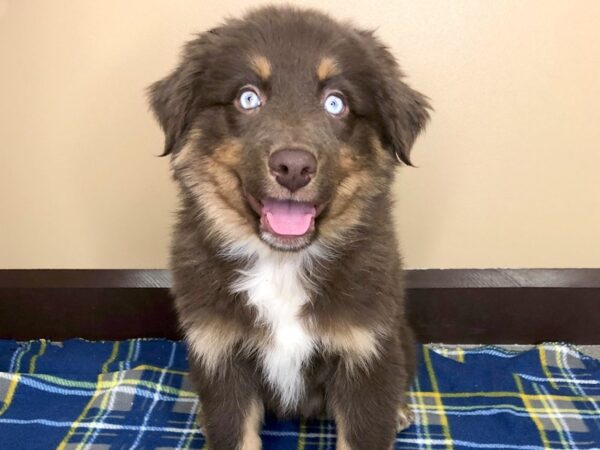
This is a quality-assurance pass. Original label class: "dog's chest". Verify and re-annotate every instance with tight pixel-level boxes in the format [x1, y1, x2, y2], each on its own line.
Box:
[231, 252, 315, 409]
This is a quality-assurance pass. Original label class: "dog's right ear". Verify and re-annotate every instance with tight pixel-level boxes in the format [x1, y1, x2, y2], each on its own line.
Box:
[148, 68, 194, 156]
[148, 31, 219, 156]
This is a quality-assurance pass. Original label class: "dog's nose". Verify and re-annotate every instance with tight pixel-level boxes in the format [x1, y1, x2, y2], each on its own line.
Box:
[268, 148, 317, 192]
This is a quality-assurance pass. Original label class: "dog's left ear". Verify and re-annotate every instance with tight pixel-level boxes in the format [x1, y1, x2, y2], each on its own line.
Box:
[359, 30, 432, 165]
[380, 80, 431, 166]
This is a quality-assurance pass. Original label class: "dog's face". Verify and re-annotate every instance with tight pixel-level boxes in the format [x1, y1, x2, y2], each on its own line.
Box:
[149, 7, 429, 252]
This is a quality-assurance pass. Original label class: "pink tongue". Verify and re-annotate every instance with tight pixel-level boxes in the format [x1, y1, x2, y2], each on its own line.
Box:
[262, 199, 316, 236]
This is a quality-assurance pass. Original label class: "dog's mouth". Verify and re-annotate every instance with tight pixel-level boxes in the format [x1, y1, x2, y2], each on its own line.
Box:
[246, 193, 324, 242]
[261, 198, 316, 236]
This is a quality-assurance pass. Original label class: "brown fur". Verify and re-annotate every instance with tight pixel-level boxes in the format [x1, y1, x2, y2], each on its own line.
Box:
[149, 6, 430, 450]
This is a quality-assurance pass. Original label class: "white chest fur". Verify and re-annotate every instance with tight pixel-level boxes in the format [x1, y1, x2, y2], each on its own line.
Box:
[230, 249, 315, 410]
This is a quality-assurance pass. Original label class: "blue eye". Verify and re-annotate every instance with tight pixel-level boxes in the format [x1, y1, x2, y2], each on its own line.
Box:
[323, 93, 345, 116]
[238, 88, 261, 110]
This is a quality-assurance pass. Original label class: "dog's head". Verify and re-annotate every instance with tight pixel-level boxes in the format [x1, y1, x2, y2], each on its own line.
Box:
[149, 6, 430, 252]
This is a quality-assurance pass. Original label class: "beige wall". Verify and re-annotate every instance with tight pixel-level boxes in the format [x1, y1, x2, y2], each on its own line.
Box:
[1, 0, 599, 269]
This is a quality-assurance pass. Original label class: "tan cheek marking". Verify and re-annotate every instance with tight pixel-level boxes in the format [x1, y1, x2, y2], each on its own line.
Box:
[207, 139, 245, 203]
[336, 171, 372, 205]
[332, 147, 367, 215]
[320, 137, 391, 244]
[317, 56, 340, 81]
[205, 158, 242, 195]
[250, 55, 272, 80]
[241, 398, 264, 450]
[191, 166, 253, 245]
[213, 138, 243, 168]
[318, 169, 371, 242]
[339, 145, 358, 174]
[173, 136, 258, 248]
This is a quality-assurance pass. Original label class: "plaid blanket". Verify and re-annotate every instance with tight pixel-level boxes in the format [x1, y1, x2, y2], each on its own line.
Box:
[0, 339, 599, 449]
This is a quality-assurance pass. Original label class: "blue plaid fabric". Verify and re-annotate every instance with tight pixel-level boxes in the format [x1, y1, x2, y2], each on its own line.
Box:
[0, 339, 599, 449]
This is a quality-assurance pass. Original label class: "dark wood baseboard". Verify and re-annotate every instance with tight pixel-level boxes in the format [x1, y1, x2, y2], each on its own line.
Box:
[1, 269, 599, 343]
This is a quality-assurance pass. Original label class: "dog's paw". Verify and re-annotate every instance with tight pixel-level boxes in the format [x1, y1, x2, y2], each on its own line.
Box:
[397, 404, 414, 432]
[196, 407, 205, 433]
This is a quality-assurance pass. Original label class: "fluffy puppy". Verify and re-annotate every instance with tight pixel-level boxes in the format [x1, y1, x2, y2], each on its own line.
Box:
[149, 6, 430, 450]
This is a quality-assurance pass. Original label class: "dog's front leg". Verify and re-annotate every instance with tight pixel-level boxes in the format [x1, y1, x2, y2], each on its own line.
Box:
[188, 354, 264, 450]
[328, 345, 411, 450]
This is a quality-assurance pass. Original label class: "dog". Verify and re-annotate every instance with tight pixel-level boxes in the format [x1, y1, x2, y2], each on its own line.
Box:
[149, 6, 430, 450]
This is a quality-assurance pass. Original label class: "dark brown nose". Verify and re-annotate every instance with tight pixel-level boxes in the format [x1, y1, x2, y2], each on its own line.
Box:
[268, 148, 317, 192]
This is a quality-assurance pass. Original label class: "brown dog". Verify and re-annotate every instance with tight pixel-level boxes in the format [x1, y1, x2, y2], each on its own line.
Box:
[149, 6, 430, 450]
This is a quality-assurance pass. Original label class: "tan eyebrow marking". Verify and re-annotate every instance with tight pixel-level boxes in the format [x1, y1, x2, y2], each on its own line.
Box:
[249, 54, 272, 80]
[316, 56, 340, 81]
